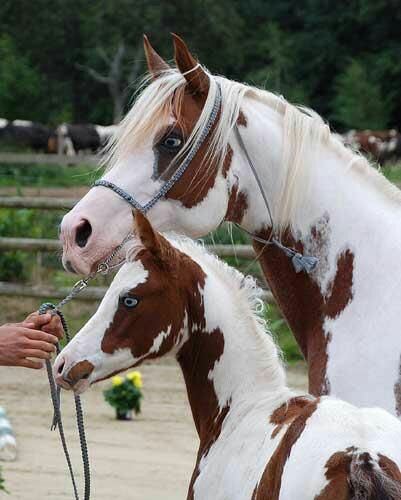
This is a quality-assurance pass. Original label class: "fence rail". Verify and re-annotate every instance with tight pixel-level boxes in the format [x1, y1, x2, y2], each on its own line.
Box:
[0, 236, 257, 259]
[0, 280, 273, 303]
[0, 153, 98, 167]
[0, 281, 107, 301]
[0, 196, 76, 210]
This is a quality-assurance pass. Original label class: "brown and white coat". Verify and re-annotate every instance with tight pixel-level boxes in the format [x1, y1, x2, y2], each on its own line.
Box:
[55, 213, 401, 500]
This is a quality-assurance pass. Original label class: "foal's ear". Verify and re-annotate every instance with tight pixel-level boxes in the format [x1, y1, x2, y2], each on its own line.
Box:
[134, 209, 160, 253]
[172, 33, 210, 95]
[143, 35, 170, 80]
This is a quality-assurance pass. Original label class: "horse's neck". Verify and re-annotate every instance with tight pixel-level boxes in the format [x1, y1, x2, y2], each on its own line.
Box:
[230, 98, 401, 394]
[176, 269, 288, 446]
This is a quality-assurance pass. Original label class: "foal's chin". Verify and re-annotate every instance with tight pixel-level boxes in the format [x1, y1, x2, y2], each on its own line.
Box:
[56, 378, 91, 395]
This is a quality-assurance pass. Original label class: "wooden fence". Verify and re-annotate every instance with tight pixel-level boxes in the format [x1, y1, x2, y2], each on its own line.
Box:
[0, 195, 273, 303]
[0, 153, 98, 167]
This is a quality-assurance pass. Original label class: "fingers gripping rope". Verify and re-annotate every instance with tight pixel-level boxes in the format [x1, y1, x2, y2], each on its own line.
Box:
[39, 302, 90, 500]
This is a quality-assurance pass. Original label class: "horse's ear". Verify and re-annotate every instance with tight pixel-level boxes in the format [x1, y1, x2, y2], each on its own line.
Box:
[143, 35, 170, 80]
[172, 33, 209, 95]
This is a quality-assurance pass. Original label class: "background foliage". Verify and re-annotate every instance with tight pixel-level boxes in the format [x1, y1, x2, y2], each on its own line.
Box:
[0, 0, 399, 129]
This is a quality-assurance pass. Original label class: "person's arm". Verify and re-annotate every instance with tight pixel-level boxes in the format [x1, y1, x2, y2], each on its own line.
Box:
[0, 313, 63, 369]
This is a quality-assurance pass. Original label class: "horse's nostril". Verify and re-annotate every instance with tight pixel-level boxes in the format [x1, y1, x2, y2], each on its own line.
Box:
[75, 219, 92, 248]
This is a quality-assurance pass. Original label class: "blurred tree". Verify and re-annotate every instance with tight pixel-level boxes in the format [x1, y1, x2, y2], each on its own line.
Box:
[244, 23, 309, 104]
[332, 59, 392, 130]
[0, 0, 400, 128]
[0, 36, 41, 120]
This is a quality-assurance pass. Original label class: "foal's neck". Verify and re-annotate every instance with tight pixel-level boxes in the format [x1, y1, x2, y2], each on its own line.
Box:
[176, 267, 288, 445]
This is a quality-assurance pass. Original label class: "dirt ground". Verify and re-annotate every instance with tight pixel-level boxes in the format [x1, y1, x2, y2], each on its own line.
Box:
[0, 359, 307, 500]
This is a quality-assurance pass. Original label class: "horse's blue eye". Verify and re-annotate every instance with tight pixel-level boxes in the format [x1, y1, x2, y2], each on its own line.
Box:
[162, 136, 182, 149]
[122, 296, 139, 308]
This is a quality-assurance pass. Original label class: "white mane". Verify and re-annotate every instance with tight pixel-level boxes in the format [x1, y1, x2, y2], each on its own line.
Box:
[104, 67, 401, 232]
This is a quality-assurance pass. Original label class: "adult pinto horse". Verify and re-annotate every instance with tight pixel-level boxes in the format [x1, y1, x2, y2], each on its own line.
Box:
[55, 212, 401, 500]
[60, 34, 401, 416]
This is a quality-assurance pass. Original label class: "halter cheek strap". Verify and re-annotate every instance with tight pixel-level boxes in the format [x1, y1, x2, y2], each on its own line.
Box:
[234, 125, 318, 274]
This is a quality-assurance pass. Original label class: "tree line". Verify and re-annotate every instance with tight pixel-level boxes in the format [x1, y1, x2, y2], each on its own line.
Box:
[0, 0, 400, 131]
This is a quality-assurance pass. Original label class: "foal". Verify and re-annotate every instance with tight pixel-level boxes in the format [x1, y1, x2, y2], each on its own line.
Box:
[55, 212, 401, 500]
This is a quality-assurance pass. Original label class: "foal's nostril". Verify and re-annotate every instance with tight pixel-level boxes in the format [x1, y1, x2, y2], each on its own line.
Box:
[57, 360, 65, 375]
[75, 219, 92, 248]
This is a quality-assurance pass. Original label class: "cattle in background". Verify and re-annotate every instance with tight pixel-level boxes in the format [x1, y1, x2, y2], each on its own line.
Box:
[0, 119, 9, 139]
[57, 124, 118, 156]
[344, 129, 400, 164]
[0, 119, 57, 153]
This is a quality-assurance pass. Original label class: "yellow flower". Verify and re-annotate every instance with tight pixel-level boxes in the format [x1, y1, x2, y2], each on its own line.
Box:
[111, 375, 124, 387]
[127, 371, 143, 388]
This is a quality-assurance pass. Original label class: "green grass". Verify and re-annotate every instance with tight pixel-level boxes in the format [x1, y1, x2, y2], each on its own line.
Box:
[0, 163, 98, 187]
[265, 303, 304, 364]
[381, 163, 401, 184]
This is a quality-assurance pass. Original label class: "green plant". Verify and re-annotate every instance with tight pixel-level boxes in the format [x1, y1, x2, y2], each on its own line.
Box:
[0, 465, 7, 493]
[103, 371, 143, 414]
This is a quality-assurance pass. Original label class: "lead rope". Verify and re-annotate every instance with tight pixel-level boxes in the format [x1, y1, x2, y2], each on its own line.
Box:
[233, 125, 318, 274]
[40, 303, 88, 500]
[39, 231, 133, 500]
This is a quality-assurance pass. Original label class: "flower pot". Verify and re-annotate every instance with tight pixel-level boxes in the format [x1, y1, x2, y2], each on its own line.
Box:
[116, 409, 133, 421]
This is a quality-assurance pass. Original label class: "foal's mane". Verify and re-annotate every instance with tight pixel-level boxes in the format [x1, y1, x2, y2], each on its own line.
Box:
[103, 67, 401, 231]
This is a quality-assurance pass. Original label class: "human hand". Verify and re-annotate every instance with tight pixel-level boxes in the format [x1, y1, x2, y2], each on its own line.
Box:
[0, 314, 59, 369]
[24, 311, 64, 340]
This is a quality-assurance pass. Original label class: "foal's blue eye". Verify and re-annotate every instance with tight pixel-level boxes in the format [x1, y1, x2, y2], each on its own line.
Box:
[162, 136, 182, 150]
[121, 296, 139, 308]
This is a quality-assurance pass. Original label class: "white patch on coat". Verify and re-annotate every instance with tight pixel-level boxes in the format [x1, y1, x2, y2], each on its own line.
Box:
[0, 119, 8, 129]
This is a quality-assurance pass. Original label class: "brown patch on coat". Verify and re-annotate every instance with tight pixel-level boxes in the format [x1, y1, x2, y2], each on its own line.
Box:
[314, 448, 355, 500]
[254, 221, 354, 396]
[164, 80, 220, 209]
[316, 449, 401, 499]
[186, 399, 230, 500]
[225, 182, 248, 224]
[222, 144, 233, 178]
[378, 454, 401, 485]
[237, 110, 247, 127]
[254, 398, 319, 499]
[66, 360, 94, 386]
[269, 396, 313, 438]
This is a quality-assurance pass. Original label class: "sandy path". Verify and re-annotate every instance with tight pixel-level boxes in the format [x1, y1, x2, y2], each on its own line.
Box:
[0, 359, 307, 500]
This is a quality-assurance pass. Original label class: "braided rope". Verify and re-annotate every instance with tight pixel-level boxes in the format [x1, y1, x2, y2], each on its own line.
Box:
[39, 303, 90, 500]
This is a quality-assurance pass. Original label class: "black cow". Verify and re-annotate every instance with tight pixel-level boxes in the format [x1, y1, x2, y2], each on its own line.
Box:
[57, 124, 117, 155]
[0, 119, 57, 153]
